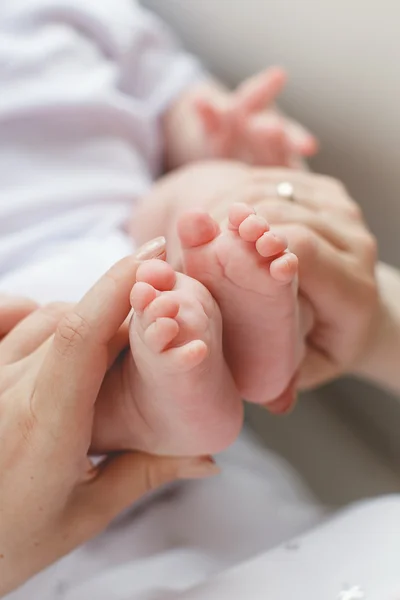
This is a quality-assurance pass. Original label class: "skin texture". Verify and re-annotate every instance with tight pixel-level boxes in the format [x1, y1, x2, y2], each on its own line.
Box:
[131, 161, 380, 394]
[101, 162, 381, 448]
[0, 240, 219, 596]
[95, 258, 243, 455]
[0, 171, 392, 595]
[178, 203, 301, 406]
[93, 201, 302, 455]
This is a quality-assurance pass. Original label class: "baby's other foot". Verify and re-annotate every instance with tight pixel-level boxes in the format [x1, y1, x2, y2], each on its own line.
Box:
[120, 259, 242, 456]
[178, 203, 300, 407]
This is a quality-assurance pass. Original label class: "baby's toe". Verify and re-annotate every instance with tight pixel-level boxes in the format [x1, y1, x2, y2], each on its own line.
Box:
[256, 231, 288, 258]
[140, 293, 180, 329]
[131, 281, 157, 313]
[136, 259, 176, 292]
[178, 211, 220, 249]
[228, 203, 255, 230]
[238, 213, 270, 243]
[270, 252, 298, 283]
[144, 317, 180, 353]
[165, 339, 209, 371]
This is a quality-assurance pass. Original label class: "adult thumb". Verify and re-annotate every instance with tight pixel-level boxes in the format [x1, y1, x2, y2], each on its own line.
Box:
[73, 452, 220, 535]
[298, 346, 339, 390]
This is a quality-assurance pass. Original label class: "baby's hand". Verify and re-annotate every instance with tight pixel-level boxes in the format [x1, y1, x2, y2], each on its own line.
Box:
[194, 67, 317, 167]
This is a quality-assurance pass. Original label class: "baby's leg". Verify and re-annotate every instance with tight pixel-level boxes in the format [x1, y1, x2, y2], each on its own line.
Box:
[178, 203, 303, 408]
[95, 260, 242, 456]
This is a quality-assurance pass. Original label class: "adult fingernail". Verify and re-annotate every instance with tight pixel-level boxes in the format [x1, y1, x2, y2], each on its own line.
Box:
[178, 456, 221, 480]
[135, 237, 166, 261]
[267, 393, 297, 415]
[264, 377, 298, 415]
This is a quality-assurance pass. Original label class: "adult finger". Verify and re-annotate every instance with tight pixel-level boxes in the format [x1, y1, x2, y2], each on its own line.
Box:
[0, 296, 39, 339]
[68, 454, 220, 539]
[0, 303, 70, 365]
[33, 239, 166, 434]
[276, 224, 358, 296]
[285, 118, 319, 156]
[247, 113, 291, 167]
[236, 67, 287, 116]
[220, 174, 360, 222]
[255, 200, 377, 265]
[264, 376, 298, 415]
[298, 345, 339, 389]
[249, 168, 361, 217]
[107, 317, 131, 367]
[193, 96, 224, 135]
[277, 224, 376, 362]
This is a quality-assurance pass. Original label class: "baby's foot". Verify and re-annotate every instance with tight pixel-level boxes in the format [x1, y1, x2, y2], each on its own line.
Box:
[178, 203, 300, 406]
[115, 259, 243, 456]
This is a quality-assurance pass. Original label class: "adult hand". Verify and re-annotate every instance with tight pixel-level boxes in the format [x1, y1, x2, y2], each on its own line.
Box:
[176, 164, 379, 393]
[243, 168, 379, 389]
[131, 160, 379, 390]
[0, 295, 39, 338]
[0, 239, 218, 596]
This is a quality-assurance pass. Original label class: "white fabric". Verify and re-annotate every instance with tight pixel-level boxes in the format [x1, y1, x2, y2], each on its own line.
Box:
[180, 495, 400, 600]
[0, 0, 204, 303]
[7, 431, 324, 600]
[0, 1, 395, 598]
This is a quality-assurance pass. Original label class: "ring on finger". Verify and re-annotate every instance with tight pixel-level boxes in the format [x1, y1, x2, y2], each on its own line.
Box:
[276, 182, 297, 203]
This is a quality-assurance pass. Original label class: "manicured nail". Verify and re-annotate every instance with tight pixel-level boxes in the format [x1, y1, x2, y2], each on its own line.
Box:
[135, 237, 166, 261]
[178, 456, 221, 480]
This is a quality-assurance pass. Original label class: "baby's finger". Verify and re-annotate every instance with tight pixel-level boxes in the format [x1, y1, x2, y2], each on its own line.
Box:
[236, 67, 287, 116]
[248, 114, 291, 166]
[193, 96, 225, 134]
[285, 119, 319, 156]
[69, 454, 220, 541]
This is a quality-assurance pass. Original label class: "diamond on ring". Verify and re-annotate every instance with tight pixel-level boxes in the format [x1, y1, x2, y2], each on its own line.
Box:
[276, 182, 295, 202]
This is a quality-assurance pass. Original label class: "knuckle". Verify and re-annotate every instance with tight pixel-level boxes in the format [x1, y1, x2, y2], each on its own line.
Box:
[101, 269, 121, 291]
[318, 173, 345, 191]
[54, 312, 91, 356]
[317, 174, 354, 203]
[346, 201, 363, 220]
[256, 200, 288, 223]
[139, 455, 175, 494]
[363, 232, 378, 263]
[242, 185, 267, 206]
